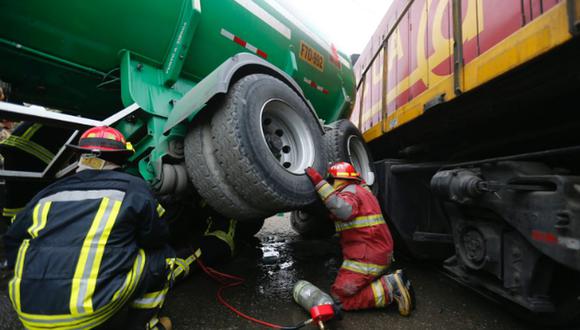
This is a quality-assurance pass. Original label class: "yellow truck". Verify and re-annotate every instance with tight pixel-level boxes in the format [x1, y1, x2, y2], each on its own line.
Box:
[354, 0, 580, 324]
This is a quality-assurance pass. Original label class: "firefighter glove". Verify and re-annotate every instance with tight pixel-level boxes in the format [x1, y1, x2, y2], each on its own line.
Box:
[305, 167, 323, 185]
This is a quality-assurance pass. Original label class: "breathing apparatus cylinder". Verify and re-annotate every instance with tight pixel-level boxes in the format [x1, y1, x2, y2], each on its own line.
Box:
[293, 280, 336, 329]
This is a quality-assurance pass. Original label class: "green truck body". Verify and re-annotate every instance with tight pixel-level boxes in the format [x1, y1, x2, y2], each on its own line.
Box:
[0, 0, 355, 184]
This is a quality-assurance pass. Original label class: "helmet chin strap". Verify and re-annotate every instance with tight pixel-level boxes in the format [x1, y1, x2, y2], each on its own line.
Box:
[332, 179, 351, 189]
[76, 154, 120, 172]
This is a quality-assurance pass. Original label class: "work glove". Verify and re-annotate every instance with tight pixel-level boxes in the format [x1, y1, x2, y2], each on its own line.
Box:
[305, 167, 323, 185]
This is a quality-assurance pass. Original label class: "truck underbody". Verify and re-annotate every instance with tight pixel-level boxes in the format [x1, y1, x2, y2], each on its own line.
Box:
[372, 39, 580, 324]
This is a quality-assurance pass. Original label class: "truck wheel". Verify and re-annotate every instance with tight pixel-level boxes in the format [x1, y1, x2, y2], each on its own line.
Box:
[290, 208, 335, 238]
[184, 117, 270, 220]
[291, 119, 375, 238]
[325, 119, 375, 187]
[211, 74, 327, 213]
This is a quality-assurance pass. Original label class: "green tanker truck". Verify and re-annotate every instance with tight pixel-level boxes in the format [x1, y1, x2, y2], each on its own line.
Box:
[0, 0, 373, 223]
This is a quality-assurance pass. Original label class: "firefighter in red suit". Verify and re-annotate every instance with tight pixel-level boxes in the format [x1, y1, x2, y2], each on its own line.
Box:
[305, 162, 415, 315]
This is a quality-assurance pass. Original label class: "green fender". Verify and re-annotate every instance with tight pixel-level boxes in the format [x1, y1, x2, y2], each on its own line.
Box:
[162, 52, 324, 134]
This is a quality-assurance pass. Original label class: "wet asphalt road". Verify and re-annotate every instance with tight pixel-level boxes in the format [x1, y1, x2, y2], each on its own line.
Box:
[0, 214, 533, 329]
[166, 214, 531, 330]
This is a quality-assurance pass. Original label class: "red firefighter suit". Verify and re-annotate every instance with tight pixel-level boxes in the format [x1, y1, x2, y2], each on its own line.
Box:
[306, 165, 412, 315]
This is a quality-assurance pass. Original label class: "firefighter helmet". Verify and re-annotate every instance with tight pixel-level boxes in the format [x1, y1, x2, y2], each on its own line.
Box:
[67, 126, 134, 158]
[328, 162, 360, 181]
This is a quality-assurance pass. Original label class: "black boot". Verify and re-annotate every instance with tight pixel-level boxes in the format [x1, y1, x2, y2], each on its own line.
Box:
[384, 269, 415, 316]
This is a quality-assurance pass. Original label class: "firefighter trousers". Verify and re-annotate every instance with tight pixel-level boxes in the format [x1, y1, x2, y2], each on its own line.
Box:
[331, 268, 392, 311]
[98, 245, 199, 330]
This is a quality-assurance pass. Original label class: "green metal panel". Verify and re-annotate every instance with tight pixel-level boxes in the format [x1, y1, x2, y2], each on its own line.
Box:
[0, 0, 356, 183]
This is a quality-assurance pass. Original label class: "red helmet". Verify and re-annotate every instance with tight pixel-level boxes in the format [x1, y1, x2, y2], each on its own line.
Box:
[68, 126, 134, 158]
[328, 162, 360, 181]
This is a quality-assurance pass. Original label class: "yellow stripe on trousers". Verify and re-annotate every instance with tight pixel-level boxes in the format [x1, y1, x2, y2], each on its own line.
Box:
[18, 250, 146, 330]
[371, 279, 386, 307]
[8, 239, 30, 313]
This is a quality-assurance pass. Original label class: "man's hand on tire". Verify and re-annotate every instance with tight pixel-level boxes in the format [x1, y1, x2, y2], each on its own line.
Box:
[305, 167, 323, 185]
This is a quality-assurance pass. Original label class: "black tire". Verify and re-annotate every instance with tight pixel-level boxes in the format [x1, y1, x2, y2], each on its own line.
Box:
[290, 207, 335, 238]
[325, 119, 375, 188]
[210, 74, 327, 213]
[291, 120, 375, 238]
[184, 116, 269, 220]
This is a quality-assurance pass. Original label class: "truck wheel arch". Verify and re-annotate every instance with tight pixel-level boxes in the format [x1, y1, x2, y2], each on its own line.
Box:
[163, 53, 323, 134]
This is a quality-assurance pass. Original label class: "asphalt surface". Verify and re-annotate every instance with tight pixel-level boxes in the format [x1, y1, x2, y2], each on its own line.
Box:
[0, 214, 535, 329]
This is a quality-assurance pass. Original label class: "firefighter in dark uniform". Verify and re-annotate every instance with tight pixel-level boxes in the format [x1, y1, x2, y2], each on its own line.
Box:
[165, 196, 257, 277]
[305, 162, 415, 315]
[0, 86, 73, 222]
[3, 126, 190, 330]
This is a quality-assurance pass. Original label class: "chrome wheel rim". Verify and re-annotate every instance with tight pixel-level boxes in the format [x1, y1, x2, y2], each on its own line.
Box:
[260, 99, 316, 174]
[347, 135, 373, 183]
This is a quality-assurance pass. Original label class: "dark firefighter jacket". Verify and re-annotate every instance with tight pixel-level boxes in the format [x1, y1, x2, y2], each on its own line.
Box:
[3, 169, 170, 329]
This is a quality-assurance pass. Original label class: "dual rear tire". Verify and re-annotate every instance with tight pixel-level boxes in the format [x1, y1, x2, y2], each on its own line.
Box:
[185, 74, 328, 221]
[290, 119, 375, 238]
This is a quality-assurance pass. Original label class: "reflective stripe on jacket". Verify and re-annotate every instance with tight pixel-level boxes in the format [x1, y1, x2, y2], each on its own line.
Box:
[315, 180, 394, 272]
[0, 123, 55, 165]
[0, 122, 74, 220]
[4, 170, 171, 329]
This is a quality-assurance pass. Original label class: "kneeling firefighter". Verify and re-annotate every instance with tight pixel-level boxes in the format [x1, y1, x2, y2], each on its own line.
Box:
[3, 126, 194, 330]
[305, 162, 415, 315]
[164, 197, 250, 277]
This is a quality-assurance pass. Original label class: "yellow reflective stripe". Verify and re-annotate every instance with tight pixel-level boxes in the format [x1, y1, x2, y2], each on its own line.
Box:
[316, 182, 335, 200]
[85, 200, 121, 311]
[341, 259, 388, 276]
[18, 249, 146, 329]
[172, 258, 190, 279]
[20, 123, 43, 140]
[205, 220, 236, 256]
[130, 287, 169, 309]
[70, 197, 121, 315]
[205, 230, 235, 256]
[179, 248, 202, 277]
[27, 202, 51, 238]
[70, 198, 109, 314]
[371, 279, 386, 307]
[2, 207, 23, 217]
[180, 248, 202, 270]
[335, 214, 385, 232]
[27, 204, 41, 238]
[8, 135, 54, 162]
[9, 239, 30, 313]
[335, 171, 359, 177]
[228, 219, 236, 237]
[156, 204, 165, 217]
[148, 317, 161, 329]
[1, 135, 54, 164]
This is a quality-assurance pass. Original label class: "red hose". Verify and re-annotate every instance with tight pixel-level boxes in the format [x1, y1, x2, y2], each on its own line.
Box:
[196, 259, 293, 329]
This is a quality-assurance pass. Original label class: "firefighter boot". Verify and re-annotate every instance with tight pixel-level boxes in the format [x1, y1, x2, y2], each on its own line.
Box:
[384, 269, 415, 316]
[158, 316, 172, 330]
